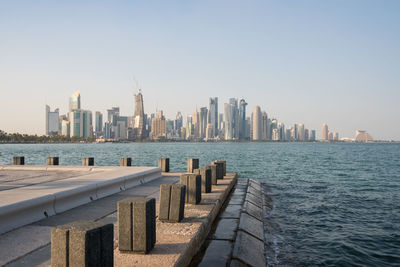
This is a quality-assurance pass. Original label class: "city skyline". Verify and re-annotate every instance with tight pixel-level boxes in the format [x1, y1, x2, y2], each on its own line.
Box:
[42, 90, 357, 142]
[1, 1, 400, 140]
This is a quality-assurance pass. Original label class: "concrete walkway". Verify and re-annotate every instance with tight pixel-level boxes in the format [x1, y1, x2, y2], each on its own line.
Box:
[0, 166, 162, 235]
[1, 171, 237, 266]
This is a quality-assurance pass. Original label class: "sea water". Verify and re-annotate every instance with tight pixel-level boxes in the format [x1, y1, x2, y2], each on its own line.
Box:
[0, 142, 399, 266]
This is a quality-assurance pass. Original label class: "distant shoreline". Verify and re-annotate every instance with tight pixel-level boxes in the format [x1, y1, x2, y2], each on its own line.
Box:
[0, 140, 398, 144]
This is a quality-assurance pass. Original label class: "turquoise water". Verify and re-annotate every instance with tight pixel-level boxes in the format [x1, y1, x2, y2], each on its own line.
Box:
[1, 142, 399, 266]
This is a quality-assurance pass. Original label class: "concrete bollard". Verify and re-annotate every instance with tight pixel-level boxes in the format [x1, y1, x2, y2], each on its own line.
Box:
[46, 157, 59, 166]
[212, 161, 224, 179]
[158, 158, 170, 172]
[13, 156, 24, 165]
[187, 158, 199, 173]
[82, 157, 94, 166]
[120, 157, 132, 166]
[180, 173, 201, 204]
[215, 160, 226, 175]
[194, 168, 212, 193]
[159, 184, 186, 222]
[205, 164, 217, 185]
[51, 221, 113, 267]
[118, 197, 156, 254]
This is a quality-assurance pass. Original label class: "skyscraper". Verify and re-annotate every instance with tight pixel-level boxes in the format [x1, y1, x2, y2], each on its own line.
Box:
[209, 97, 218, 137]
[199, 107, 208, 139]
[261, 111, 268, 140]
[224, 103, 234, 140]
[192, 108, 200, 138]
[174, 112, 183, 138]
[310, 130, 316, 141]
[151, 110, 166, 139]
[321, 123, 329, 141]
[95, 111, 103, 137]
[69, 91, 81, 111]
[68, 110, 92, 138]
[298, 123, 305, 141]
[45, 105, 59, 135]
[239, 99, 248, 140]
[252, 106, 261, 140]
[133, 91, 146, 139]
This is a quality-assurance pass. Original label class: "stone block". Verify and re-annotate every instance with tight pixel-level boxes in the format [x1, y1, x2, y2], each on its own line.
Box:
[212, 218, 239, 240]
[194, 168, 212, 193]
[214, 160, 226, 175]
[120, 157, 132, 166]
[198, 240, 232, 267]
[51, 221, 113, 267]
[242, 201, 263, 221]
[82, 157, 94, 166]
[118, 197, 156, 254]
[180, 173, 201, 204]
[187, 158, 199, 173]
[159, 184, 186, 222]
[13, 156, 24, 165]
[232, 230, 266, 267]
[238, 212, 264, 241]
[212, 162, 224, 179]
[158, 158, 170, 172]
[205, 164, 217, 185]
[46, 157, 59, 165]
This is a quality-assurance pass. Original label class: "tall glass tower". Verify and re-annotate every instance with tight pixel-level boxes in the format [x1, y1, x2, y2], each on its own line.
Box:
[208, 97, 218, 137]
[69, 91, 81, 111]
[239, 99, 247, 140]
[133, 91, 146, 139]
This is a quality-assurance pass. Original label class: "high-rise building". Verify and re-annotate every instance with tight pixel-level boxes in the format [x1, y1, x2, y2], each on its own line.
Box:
[205, 123, 214, 140]
[174, 112, 183, 138]
[239, 99, 248, 140]
[104, 122, 111, 139]
[261, 111, 268, 140]
[252, 106, 261, 140]
[186, 115, 193, 140]
[285, 129, 291, 141]
[304, 129, 309, 141]
[298, 123, 305, 141]
[133, 91, 146, 139]
[333, 132, 339, 141]
[229, 98, 239, 139]
[68, 110, 92, 138]
[224, 103, 233, 140]
[328, 132, 334, 141]
[278, 123, 285, 141]
[293, 124, 298, 141]
[94, 111, 103, 137]
[45, 105, 59, 135]
[209, 97, 218, 137]
[151, 110, 166, 139]
[321, 123, 329, 141]
[310, 130, 316, 141]
[192, 108, 200, 138]
[61, 120, 70, 136]
[69, 91, 81, 111]
[199, 107, 208, 139]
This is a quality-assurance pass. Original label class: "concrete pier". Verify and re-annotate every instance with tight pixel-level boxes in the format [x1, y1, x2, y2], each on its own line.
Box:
[0, 166, 161, 235]
[159, 184, 186, 222]
[180, 173, 201, 204]
[158, 158, 169, 172]
[187, 158, 199, 173]
[51, 221, 114, 266]
[13, 157, 24, 165]
[0, 168, 237, 266]
[120, 158, 132, 166]
[118, 197, 156, 254]
[46, 157, 59, 166]
[82, 157, 94, 166]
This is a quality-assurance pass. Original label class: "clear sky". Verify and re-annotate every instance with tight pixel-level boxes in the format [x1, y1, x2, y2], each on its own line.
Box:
[1, 0, 399, 140]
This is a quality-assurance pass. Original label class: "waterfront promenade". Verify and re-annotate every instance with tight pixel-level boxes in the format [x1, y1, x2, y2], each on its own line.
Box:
[0, 164, 246, 266]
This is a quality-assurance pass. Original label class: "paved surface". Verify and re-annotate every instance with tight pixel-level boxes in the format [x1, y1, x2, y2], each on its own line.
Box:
[0, 166, 161, 235]
[0, 171, 237, 267]
[194, 178, 267, 267]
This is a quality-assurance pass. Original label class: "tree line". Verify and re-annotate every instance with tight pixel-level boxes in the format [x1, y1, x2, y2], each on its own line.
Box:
[0, 130, 96, 143]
